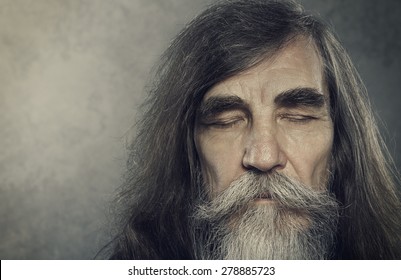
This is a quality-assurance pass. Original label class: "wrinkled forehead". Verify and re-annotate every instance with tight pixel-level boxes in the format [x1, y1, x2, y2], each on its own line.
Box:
[201, 37, 327, 103]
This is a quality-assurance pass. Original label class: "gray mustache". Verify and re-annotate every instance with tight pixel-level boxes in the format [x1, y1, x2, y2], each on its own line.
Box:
[195, 172, 338, 221]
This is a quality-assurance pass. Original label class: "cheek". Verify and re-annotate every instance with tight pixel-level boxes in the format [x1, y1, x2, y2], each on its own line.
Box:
[283, 125, 333, 187]
[313, 132, 334, 184]
[195, 132, 244, 193]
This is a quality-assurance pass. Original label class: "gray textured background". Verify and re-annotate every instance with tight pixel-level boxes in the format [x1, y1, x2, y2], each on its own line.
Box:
[0, 0, 400, 259]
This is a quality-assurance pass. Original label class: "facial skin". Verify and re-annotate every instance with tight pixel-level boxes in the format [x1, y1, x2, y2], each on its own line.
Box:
[195, 38, 334, 197]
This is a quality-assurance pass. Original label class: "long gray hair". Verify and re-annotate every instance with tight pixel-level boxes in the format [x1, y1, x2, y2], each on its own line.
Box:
[108, 0, 401, 259]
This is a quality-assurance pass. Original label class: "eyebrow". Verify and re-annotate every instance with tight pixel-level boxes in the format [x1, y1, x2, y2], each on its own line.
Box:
[274, 87, 326, 108]
[197, 95, 248, 121]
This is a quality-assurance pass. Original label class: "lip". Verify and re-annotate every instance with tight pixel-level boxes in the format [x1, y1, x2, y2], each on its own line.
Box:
[253, 192, 274, 204]
[253, 197, 275, 204]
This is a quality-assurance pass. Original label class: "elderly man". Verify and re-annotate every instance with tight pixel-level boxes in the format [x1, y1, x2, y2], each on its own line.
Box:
[109, 0, 401, 259]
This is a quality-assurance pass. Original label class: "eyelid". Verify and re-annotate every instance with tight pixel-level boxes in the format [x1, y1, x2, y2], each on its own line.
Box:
[278, 113, 318, 122]
[209, 119, 243, 128]
[200, 114, 247, 129]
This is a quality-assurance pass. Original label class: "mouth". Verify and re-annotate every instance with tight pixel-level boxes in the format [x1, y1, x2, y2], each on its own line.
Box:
[253, 192, 274, 203]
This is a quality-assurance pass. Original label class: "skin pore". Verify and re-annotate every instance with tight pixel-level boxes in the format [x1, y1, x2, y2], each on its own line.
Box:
[195, 38, 334, 198]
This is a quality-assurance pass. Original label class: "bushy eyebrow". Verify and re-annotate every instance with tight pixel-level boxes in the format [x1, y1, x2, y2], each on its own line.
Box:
[197, 95, 249, 121]
[274, 87, 326, 108]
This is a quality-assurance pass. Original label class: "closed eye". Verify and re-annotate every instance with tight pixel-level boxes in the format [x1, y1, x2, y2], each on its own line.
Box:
[279, 113, 318, 123]
[202, 117, 245, 129]
[197, 95, 249, 129]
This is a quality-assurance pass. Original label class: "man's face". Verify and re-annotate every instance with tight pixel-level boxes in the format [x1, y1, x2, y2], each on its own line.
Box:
[195, 38, 333, 197]
[193, 38, 337, 259]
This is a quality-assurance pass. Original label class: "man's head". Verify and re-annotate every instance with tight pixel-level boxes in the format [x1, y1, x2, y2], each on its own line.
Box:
[192, 37, 338, 259]
[110, 0, 401, 259]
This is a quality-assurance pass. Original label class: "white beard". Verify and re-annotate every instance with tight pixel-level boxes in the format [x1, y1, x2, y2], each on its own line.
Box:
[220, 205, 333, 259]
[192, 172, 339, 260]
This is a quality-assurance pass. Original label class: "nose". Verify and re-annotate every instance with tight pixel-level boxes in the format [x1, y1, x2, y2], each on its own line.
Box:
[242, 124, 287, 173]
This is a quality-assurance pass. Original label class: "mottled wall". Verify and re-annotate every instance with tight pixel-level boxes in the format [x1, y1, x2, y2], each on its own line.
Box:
[0, 0, 400, 259]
